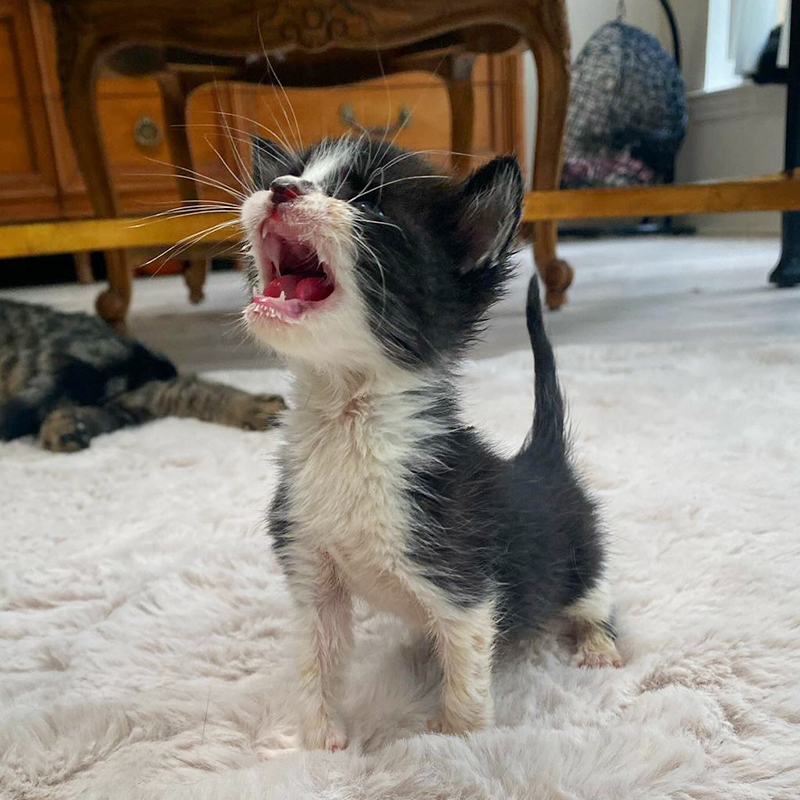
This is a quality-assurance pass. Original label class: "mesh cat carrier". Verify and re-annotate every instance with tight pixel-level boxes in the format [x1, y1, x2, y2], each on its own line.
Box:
[561, 13, 688, 190]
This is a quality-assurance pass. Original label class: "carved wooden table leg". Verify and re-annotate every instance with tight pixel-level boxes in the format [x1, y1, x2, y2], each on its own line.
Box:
[53, 17, 132, 331]
[157, 72, 208, 304]
[525, 6, 573, 310]
[73, 252, 93, 283]
[444, 55, 475, 175]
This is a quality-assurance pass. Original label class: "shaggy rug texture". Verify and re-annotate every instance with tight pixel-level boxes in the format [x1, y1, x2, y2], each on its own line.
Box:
[1, 337, 799, 800]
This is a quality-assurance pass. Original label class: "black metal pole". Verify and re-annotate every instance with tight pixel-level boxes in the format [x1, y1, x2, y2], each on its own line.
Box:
[769, 0, 800, 287]
[656, 0, 681, 68]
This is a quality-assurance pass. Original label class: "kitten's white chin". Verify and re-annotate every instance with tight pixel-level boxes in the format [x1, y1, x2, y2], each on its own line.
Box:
[244, 291, 338, 331]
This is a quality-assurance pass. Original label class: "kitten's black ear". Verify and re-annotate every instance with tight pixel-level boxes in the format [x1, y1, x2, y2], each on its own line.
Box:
[457, 156, 523, 271]
[252, 137, 293, 189]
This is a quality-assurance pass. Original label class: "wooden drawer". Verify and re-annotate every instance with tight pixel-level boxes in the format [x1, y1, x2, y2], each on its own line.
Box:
[230, 66, 519, 177]
[212, 77, 450, 191]
[55, 80, 237, 216]
[276, 81, 451, 160]
[98, 85, 174, 175]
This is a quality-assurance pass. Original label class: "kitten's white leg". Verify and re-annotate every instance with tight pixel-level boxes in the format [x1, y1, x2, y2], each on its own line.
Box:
[292, 553, 353, 751]
[564, 579, 623, 668]
[428, 601, 495, 735]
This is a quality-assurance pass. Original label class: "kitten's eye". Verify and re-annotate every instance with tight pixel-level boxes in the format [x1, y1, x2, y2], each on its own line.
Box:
[354, 199, 385, 217]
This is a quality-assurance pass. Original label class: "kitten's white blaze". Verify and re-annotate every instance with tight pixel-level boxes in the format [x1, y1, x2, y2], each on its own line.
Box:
[299, 139, 354, 188]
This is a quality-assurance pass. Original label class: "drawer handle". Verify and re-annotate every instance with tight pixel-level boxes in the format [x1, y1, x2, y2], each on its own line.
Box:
[133, 115, 162, 149]
[339, 103, 412, 137]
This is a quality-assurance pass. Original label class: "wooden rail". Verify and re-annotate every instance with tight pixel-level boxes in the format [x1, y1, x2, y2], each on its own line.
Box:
[522, 175, 800, 220]
[1, 176, 800, 260]
[0, 214, 239, 259]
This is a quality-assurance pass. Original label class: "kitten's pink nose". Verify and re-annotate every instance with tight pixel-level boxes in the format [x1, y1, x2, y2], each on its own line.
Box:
[270, 176, 313, 205]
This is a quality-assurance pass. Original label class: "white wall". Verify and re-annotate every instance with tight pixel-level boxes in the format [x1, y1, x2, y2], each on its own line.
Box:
[568, 0, 667, 57]
[672, 1, 786, 233]
[668, 0, 709, 92]
[524, 0, 786, 235]
[524, 0, 670, 183]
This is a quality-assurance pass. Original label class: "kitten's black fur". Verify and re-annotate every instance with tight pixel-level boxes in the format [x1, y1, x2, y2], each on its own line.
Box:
[252, 137, 607, 641]
[396, 275, 603, 636]
[0, 298, 285, 451]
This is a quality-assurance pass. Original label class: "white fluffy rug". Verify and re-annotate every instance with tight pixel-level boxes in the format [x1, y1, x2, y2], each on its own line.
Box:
[2, 338, 799, 800]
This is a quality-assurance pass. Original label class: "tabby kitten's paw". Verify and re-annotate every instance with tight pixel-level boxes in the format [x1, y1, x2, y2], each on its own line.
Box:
[234, 394, 286, 430]
[39, 408, 92, 452]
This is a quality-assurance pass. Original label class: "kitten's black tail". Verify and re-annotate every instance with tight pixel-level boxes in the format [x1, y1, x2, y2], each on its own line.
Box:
[519, 275, 566, 458]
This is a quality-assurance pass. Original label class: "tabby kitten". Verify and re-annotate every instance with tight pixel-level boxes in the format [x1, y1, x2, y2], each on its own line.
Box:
[0, 298, 285, 452]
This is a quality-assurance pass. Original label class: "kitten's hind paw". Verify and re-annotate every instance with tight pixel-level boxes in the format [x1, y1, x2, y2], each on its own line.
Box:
[574, 637, 623, 669]
[299, 716, 348, 752]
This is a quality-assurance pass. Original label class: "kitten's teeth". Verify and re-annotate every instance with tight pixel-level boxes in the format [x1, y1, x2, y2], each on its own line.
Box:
[279, 291, 286, 301]
[261, 235, 278, 264]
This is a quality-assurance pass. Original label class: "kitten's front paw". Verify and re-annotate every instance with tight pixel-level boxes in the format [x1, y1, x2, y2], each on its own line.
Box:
[39, 409, 91, 452]
[426, 710, 490, 737]
[236, 394, 286, 431]
[574, 643, 623, 669]
[299, 715, 348, 752]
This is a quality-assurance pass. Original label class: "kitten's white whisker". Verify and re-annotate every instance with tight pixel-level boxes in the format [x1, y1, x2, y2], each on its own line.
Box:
[349, 174, 445, 204]
[208, 88, 259, 195]
[377, 148, 482, 175]
[139, 218, 240, 269]
[136, 156, 248, 201]
[204, 133, 254, 197]
[129, 207, 239, 227]
[204, 110, 295, 166]
[353, 227, 390, 322]
[380, 51, 450, 164]
[255, 19, 303, 154]
[127, 170, 247, 203]
[144, 198, 240, 209]
[358, 217, 403, 234]
[265, 54, 304, 153]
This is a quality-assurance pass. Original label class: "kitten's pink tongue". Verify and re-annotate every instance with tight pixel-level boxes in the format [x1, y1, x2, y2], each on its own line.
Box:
[264, 276, 298, 298]
[264, 275, 333, 302]
[296, 277, 333, 301]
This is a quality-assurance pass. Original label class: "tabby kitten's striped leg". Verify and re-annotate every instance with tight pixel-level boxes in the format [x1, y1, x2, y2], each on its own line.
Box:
[39, 378, 285, 451]
[108, 376, 286, 430]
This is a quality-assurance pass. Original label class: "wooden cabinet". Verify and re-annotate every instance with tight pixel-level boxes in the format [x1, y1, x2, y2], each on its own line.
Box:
[0, 0, 60, 220]
[0, 0, 524, 224]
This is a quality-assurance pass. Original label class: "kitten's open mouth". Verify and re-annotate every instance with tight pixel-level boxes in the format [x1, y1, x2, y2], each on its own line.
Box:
[248, 224, 335, 322]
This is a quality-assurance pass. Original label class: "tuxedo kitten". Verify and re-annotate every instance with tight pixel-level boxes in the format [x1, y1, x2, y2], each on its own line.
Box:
[240, 136, 621, 751]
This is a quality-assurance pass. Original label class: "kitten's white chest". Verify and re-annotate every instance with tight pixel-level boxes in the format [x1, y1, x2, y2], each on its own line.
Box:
[284, 382, 430, 619]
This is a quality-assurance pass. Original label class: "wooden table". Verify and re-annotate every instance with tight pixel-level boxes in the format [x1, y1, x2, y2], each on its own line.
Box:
[47, 0, 573, 327]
